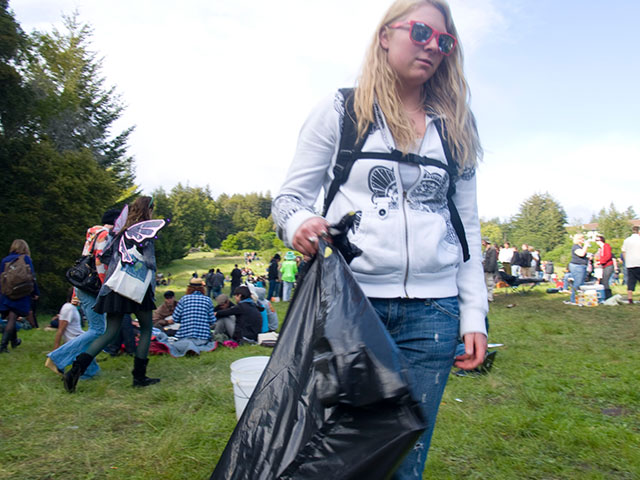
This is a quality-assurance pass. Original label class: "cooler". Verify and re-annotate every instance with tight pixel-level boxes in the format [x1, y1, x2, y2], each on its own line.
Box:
[579, 284, 605, 304]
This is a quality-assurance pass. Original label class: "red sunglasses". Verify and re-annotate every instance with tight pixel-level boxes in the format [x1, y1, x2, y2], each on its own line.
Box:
[389, 20, 457, 56]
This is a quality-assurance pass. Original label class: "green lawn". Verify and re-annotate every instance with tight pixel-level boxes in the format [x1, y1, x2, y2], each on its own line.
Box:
[0, 253, 638, 479]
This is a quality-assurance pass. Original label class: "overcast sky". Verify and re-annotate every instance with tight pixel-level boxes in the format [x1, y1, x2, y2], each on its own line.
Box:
[10, 0, 640, 224]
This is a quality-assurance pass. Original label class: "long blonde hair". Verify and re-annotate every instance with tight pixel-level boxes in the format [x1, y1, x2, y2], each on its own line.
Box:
[355, 0, 482, 169]
[9, 239, 31, 256]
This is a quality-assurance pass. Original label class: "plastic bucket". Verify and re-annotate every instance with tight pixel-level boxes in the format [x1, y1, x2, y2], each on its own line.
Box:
[230, 356, 270, 420]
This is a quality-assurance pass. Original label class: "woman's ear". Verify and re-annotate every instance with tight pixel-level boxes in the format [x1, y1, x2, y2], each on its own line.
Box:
[379, 27, 390, 51]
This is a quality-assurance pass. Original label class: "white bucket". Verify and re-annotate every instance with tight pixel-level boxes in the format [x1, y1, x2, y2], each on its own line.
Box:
[230, 356, 270, 420]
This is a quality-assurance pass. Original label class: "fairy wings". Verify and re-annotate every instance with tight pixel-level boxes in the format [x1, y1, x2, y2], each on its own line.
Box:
[113, 205, 167, 264]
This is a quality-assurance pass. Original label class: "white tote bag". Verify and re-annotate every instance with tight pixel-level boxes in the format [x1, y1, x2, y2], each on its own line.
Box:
[104, 246, 152, 303]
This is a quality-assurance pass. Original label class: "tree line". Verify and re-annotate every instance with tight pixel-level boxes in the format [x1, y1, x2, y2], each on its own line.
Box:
[480, 193, 636, 265]
[151, 185, 282, 266]
[0, 4, 280, 309]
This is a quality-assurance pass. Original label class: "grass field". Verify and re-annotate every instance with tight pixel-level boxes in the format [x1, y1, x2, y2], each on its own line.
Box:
[0, 252, 638, 479]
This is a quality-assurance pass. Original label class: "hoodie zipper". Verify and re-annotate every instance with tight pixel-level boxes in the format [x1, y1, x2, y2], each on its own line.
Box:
[402, 189, 410, 298]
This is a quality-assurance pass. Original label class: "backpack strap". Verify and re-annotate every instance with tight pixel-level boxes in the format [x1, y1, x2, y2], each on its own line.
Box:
[432, 118, 469, 262]
[85, 226, 108, 257]
[322, 88, 372, 217]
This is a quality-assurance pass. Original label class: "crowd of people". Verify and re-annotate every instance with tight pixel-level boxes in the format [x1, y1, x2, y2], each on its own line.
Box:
[560, 232, 633, 305]
[1, 0, 638, 475]
[481, 240, 548, 301]
[478, 229, 637, 307]
[0, 197, 290, 394]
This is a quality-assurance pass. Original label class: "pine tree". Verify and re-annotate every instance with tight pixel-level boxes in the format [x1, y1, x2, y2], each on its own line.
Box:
[27, 12, 135, 188]
[510, 193, 567, 253]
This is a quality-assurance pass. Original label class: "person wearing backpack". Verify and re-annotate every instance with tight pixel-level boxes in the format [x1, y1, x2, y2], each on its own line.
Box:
[0, 239, 39, 353]
[63, 197, 163, 392]
[272, 1, 487, 477]
[45, 209, 120, 377]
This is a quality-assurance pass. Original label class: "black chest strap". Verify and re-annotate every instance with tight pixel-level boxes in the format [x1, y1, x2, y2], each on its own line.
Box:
[323, 88, 470, 262]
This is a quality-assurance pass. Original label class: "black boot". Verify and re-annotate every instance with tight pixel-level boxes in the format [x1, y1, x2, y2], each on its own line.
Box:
[132, 357, 160, 387]
[0, 329, 10, 353]
[10, 330, 21, 349]
[63, 353, 94, 393]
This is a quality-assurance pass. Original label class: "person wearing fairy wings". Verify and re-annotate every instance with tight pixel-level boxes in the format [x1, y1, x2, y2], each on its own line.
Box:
[63, 196, 166, 392]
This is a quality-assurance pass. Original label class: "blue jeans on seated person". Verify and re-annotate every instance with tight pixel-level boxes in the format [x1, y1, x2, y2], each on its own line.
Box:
[47, 289, 105, 378]
[369, 297, 459, 480]
[569, 263, 587, 304]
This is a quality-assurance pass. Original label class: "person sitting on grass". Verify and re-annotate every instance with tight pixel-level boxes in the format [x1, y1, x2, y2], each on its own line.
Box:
[213, 294, 236, 341]
[152, 290, 178, 330]
[215, 286, 263, 344]
[51, 289, 83, 351]
[166, 278, 217, 357]
[256, 286, 278, 332]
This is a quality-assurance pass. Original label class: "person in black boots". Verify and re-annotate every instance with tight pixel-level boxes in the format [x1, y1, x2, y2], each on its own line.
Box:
[64, 196, 165, 392]
[0, 239, 39, 353]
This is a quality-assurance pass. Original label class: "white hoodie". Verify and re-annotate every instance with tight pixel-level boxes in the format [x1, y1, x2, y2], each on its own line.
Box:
[272, 91, 488, 337]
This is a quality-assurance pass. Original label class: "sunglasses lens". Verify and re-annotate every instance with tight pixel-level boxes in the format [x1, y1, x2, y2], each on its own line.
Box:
[438, 34, 455, 54]
[410, 23, 433, 44]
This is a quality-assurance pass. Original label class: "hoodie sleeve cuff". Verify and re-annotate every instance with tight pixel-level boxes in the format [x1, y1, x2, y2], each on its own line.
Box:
[459, 307, 488, 338]
[285, 210, 320, 248]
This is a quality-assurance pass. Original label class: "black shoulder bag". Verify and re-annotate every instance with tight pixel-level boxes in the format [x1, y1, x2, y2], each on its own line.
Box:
[65, 231, 105, 294]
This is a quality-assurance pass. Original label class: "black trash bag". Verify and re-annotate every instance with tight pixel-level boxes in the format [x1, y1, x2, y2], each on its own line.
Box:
[328, 211, 363, 265]
[211, 240, 426, 480]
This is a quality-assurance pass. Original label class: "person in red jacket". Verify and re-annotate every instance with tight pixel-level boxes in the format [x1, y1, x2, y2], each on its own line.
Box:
[596, 234, 613, 299]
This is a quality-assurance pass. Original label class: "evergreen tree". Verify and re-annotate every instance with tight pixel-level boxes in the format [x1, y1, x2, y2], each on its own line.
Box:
[26, 12, 134, 188]
[0, 0, 33, 137]
[510, 193, 567, 253]
[0, 5, 132, 308]
[593, 203, 637, 239]
[1, 141, 118, 308]
[169, 184, 219, 247]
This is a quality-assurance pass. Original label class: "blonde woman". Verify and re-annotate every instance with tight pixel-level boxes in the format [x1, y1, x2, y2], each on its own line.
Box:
[272, 1, 487, 476]
[566, 233, 589, 305]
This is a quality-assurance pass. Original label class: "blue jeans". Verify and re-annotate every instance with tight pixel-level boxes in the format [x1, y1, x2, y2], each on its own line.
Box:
[569, 263, 587, 303]
[282, 281, 294, 302]
[512, 265, 520, 278]
[47, 289, 105, 378]
[267, 280, 279, 300]
[369, 297, 459, 480]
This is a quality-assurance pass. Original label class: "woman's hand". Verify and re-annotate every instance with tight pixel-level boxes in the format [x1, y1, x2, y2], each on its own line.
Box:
[292, 217, 330, 258]
[453, 332, 488, 370]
